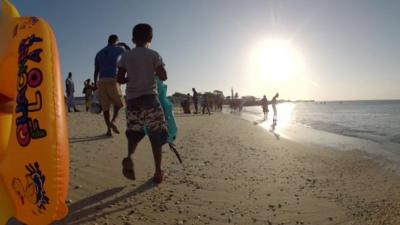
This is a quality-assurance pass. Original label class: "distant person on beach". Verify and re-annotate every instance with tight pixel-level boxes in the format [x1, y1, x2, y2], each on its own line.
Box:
[117, 23, 168, 184]
[209, 98, 215, 111]
[94, 34, 125, 136]
[271, 93, 279, 122]
[216, 94, 223, 111]
[192, 88, 198, 114]
[185, 93, 191, 114]
[65, 72, 79, 112]
[201, 95, 211, 115]
[232, 92, 241, 112]
[83, 79, 93, 112]
[181, 94, 191, 114]
[261, 95, 269, 119]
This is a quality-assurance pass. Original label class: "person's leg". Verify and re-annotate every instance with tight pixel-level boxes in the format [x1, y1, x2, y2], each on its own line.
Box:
[207, 106, 211, 115]
[150, 141, 163, 177]
[102, 105, 112, 135]
[97, 80, 112, 134]
[127, 136, 139, 157]
[122, 131, 143, 180]
[126, 130, 144, 157]
[85, 96, 89, 111]
[187, 103, 191, 114]
[146, 96, 168, 183]
[103, 110, 111, 135]
[111, 105, 121, 122]
[123, 99, 145, 180]
[71, 95, 78, 111]
[86, 94, 92, 112]
[71, 94, 79, 112]
[67, 95, 73, 112]
[109, 80, 124, 134]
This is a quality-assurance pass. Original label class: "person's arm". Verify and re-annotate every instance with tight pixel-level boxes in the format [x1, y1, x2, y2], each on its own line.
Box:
[117, 67, 127, 84]
[156, 65, 167, 81]
[94, 65, 99, 86]
[93, 55, 100, 88]
[116, 53, 127, 84]
[117, 42, 131, 51]
[65, 79, 70, 96]
[154, 52, 167, 81]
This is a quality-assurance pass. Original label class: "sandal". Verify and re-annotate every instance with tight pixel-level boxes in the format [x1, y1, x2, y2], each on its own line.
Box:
[122, 157, 135, 180]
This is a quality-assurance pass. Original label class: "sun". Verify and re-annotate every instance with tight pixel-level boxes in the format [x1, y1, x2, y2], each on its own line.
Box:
[250, 39, 302, 82]
[245, 38, 310, 99]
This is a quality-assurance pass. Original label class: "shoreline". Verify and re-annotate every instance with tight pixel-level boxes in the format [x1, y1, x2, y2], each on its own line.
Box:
[227, 105, 400, 171]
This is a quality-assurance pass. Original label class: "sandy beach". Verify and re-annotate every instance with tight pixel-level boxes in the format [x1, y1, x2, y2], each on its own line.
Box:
[48, 107, 400, 225]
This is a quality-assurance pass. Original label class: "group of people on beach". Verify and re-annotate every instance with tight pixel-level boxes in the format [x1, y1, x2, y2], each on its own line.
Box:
[180, 88, 222, 115]
[65, 74, 95, 112]
[229, 91, 279, 122]
[230, 93, 243, 112]
[261, 93, 279, 121]
[65, 24, 168, 183]
[64, 23, 281, 184]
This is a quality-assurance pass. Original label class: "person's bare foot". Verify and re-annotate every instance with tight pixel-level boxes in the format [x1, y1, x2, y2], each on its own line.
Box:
[122, 157, 135, 180]
[110, 121, 120, 134]
[153, 170, 164, 184]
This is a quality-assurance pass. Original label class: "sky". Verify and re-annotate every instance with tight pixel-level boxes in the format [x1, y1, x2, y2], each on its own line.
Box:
[12, 0, 400, 101]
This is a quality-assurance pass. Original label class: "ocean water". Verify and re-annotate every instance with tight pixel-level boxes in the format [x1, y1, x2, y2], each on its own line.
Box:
[226, 100, 400, 157]
[292, 100, 400, 144]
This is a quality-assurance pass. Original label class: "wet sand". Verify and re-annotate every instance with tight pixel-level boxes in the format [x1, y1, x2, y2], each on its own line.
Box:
[56, 109, 400, 225]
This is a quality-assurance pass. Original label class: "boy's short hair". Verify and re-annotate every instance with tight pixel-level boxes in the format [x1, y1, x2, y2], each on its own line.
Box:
[132, 23, 153, 43]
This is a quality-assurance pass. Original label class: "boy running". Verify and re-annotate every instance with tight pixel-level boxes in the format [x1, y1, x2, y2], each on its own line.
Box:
[117, 24, 168, 184]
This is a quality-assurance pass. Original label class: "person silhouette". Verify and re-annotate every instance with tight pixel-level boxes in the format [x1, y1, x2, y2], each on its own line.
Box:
[271, 93, 279, 122]
[192, 88, 198, 114]
[65, 72, 80, 112]
[261, 95, 269, 120]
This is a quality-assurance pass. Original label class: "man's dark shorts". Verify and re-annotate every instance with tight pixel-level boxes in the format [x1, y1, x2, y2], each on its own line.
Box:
[125, 95, 168, 147]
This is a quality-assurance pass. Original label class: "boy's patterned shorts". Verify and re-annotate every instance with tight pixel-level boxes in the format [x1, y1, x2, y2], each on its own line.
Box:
[125, 95, 168, 146]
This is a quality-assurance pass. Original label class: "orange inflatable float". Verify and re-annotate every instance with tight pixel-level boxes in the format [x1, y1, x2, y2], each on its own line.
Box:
[0, 0, 69, 224]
